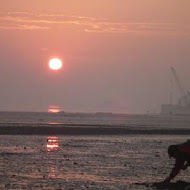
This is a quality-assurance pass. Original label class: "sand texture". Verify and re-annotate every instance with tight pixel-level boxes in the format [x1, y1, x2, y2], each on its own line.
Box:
[0, 135, 190, 190]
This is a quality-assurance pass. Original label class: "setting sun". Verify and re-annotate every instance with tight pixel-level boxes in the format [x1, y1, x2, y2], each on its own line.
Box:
[49, 58, 63, 70]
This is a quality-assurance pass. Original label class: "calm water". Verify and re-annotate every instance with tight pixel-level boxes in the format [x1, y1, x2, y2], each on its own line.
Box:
[0, 111, 189, 128]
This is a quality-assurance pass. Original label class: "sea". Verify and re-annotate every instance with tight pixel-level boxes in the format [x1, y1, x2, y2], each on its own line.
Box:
[0, 111, 189, 128]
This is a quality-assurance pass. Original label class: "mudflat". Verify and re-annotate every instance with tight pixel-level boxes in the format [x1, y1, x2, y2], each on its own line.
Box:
[0, 135, 190, 190]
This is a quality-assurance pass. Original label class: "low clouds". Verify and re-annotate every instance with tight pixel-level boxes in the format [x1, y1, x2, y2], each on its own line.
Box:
[0, 12, 189, 35]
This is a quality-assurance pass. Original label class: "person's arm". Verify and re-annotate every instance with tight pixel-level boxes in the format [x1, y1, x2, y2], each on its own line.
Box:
[163, 157, 185, 183]
[182, 161, 190, 170]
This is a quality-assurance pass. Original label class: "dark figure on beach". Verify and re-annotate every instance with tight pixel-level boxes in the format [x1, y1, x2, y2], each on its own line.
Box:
[163, 140, 190, 183]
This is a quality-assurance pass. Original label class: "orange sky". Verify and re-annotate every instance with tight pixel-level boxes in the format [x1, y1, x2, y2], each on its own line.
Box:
[0, 1, 190, 113]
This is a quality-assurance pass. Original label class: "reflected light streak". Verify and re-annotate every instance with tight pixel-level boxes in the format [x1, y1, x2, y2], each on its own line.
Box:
[46, 136, 59, 152]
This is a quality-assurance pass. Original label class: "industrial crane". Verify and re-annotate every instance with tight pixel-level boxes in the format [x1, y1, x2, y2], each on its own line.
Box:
[171, 67, 190, 106]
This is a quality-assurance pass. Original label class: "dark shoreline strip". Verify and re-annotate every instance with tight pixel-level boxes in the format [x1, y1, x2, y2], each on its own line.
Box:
[0, 126, 190, 135]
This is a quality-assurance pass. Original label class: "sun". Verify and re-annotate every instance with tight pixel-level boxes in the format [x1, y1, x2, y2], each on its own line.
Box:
[49, 58, 63, 70]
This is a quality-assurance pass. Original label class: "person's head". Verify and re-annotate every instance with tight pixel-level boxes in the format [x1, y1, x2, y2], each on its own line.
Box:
[168, 145, 178, 158]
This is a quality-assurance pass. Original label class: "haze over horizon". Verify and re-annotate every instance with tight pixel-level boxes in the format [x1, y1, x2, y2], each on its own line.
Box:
[0, 0, 190, 114]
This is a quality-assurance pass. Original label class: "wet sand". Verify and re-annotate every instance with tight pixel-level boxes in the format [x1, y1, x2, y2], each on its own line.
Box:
[0, 135, 190, 190]
[0, 113, 190, 189]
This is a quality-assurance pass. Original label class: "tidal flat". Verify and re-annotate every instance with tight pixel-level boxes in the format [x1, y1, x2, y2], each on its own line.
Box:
[0, 135, 190, 190]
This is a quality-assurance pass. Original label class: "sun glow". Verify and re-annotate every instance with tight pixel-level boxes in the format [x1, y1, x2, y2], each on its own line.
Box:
[49, 58, 63, 70]
[48, 105, 61, 113]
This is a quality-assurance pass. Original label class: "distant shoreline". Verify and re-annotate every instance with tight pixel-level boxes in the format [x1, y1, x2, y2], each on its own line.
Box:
[0, 125, 190, 135]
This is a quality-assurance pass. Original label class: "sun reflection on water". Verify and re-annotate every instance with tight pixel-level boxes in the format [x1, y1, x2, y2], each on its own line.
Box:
[46, 136, 59, 152]
[48, 105, 61, 113]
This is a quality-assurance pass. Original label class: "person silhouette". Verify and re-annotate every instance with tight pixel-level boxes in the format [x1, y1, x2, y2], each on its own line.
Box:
[163, 140, 190, 183]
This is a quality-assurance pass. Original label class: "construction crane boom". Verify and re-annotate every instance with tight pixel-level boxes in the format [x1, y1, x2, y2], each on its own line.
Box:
[170, 67, 185, 97]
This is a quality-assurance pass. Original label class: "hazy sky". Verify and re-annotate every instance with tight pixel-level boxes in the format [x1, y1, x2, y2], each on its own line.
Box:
[0, 0, 190, 113]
